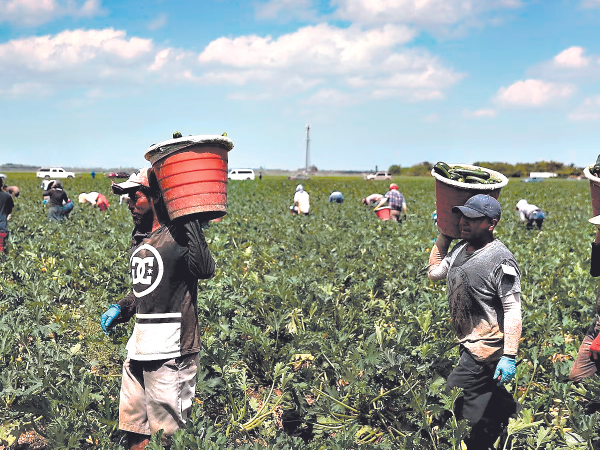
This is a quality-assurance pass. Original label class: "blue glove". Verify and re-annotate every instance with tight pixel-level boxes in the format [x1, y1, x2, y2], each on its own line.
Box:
[493, 356, 516, 385]
[100, 304, 121, 334]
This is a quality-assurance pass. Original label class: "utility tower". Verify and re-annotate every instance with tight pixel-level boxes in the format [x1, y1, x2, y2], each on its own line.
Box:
[305, 124, 311, 173]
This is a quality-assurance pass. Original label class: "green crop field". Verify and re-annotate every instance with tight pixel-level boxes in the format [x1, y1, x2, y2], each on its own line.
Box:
[2, 173, 600, 449]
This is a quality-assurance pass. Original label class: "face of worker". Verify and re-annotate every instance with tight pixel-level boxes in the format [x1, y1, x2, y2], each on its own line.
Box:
[127, 188, 154, 228]
[459, 215, 495, 242]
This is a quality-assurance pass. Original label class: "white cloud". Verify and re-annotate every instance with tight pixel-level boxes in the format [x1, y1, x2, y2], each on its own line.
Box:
[0, 24, 464, 104]
[199, 24, 416, 70]
[494, 79, 574, 107]
[554, 47, 590, 68]
[568, 96, 600, 121]
[0, 81, 49, 97]
[255, 0, 317, 21]
[331, 0, 522, 29]
[196, 23, 463, 100]
[302, 88, 354, 105]
[0, 29, 156, 95]
[465, 108, 497, 118]
[529, 46, 600, 81]
[147, 13, 168, 31]
[0, 0, 104, 26]
[581, 0, 600, 8]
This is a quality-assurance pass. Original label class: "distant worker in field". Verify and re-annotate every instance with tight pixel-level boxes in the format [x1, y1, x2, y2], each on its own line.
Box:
[78, 191, 110, 211]
[2, 185, 19, 198]
[375, 183, 407, 222]
[0, 177, 15, 254]
[569, 217, 600, 381]
[515, 199, 545, 230]
[428, 194, 522, 449]
[329, 191, 344, 204]
[43, 180, 74, 221]
[432, 210, 438, 226]
[290, 184, 310, 215]
[361, 193, 383, 207]
[100, 168, 216, 449]
[41, 178, 55, 191]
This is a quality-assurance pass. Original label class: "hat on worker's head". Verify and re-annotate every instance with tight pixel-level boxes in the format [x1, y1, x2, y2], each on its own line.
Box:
[452, 194, 501, 222]
[389, 183, 398, 190]
[111, 168, 151, 195]
[296, 184, 304, 192]
[78, 193, 87, 203]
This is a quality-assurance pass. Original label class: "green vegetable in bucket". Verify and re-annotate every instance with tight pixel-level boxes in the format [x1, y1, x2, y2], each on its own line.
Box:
[433, 162, 501, 184]
[589, 154, 600, 177]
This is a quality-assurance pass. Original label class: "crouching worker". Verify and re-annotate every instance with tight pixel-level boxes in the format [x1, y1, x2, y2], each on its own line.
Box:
[428, 194, 522, 450]
[100, 168, 216, 449]
[515, 199, 545, 230]
[43, 180, 74, 221]
[78, 191, 110, 211]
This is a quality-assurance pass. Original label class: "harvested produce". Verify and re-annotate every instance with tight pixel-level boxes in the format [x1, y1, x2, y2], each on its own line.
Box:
[433, 161, 501, 184]
[589, 154, 600, 177]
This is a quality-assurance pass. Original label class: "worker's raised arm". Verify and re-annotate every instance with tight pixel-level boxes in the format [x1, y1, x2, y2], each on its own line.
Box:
[428, 234, 453, 281]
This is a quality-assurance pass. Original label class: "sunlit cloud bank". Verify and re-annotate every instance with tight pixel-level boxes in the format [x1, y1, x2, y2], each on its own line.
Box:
[0, 0, 104, 26]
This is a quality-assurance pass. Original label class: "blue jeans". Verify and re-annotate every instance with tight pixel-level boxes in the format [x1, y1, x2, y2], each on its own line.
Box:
[526, 210, 545, 230]
[48, 201, 74, 221]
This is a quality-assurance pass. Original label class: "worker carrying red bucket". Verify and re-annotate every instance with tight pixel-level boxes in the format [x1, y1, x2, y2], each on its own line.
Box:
[100, 133, 232, 448]
[374, 183, 407, 222]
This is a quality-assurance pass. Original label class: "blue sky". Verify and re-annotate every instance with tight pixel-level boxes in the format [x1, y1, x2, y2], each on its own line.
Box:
[2, 0, 600, 171]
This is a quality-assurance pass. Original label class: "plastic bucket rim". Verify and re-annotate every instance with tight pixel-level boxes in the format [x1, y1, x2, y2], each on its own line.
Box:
[146, 142, 232, 166]
[584, 167, 600, 184]
[431, 163, 509, 190]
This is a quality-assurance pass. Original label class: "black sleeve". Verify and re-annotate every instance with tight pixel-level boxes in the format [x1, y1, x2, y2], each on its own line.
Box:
[115, 291, 138, 324]
[591, 243, 600, 277]
[6, 196, 14, 215]
[181, 219, 216, 279]
[42, 190, 51, 197]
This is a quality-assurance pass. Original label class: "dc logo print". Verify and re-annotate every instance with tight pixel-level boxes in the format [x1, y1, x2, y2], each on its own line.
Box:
[130, 244, 164, 298]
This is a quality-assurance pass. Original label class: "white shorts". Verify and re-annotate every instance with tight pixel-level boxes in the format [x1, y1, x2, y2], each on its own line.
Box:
[119, 353, 198, 436]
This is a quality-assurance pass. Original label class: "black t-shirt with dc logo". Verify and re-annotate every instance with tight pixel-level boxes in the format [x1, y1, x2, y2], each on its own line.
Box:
[117, 220, 216, 361]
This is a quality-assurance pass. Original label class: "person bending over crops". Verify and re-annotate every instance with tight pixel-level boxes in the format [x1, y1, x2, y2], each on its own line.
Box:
[569, 217, 600, 381]
[43, 180, 74, 221]
[78, 191, 110, 211]
[0, 177, 14, 254]
[329, 191, 344, 203]
[375, 183, 407, 222]
[290, 184, 310, 215]
[428, 194, 522, 450]
[2, 185, 19, 198]
[362, 193, 383, 207]
[515, 199, 545, 230]
[100, 168, 216, 450]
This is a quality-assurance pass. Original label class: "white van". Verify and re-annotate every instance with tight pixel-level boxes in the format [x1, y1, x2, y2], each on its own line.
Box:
[228, 169, 255, 180]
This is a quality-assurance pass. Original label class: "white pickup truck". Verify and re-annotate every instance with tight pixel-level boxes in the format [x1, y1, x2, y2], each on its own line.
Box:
[36, 167, 75, 179]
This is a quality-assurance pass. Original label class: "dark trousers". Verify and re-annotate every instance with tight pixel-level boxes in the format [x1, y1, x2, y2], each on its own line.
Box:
[448, 348, 518, 450]
[526, 218, 544, 230]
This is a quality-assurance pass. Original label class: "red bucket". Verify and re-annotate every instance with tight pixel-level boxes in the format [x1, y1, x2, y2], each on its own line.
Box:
[375, 207, 391, 221]
[145, 135, 234, 221]
[584, 167, 600, 217]
[431, 164, 508, 239]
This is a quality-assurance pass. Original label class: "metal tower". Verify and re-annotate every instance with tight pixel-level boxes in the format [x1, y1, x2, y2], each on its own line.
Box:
[305, 124, 310, 173]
